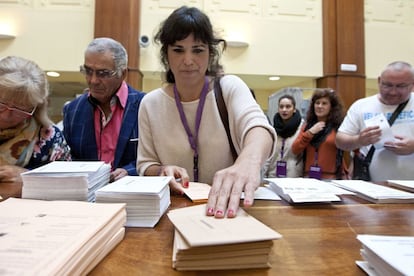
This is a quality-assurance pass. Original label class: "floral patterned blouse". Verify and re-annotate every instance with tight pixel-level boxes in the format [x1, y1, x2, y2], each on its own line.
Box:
[25, 125, 71, 170]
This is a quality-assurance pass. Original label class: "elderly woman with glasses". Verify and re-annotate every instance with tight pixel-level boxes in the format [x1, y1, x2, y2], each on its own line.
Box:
[0, 56, 71, 183]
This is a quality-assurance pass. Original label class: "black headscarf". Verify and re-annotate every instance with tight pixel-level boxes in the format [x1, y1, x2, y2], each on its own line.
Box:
[273, 111, 302, 139]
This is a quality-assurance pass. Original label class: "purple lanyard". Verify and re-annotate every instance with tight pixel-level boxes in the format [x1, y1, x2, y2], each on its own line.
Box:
[280, 138, 286, 159]
[173, 77, 209, 181]
[313, 148, 319, 166]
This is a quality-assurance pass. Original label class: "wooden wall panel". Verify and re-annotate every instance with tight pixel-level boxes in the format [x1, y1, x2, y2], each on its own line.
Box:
[318, 0, 365, 110]
[94, 0, 142, 89]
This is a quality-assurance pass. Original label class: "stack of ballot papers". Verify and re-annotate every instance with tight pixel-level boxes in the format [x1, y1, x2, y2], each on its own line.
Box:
[265, 177, 352, 203]
[0, 197, 126, 275]
[21, 161, 111, 202]
[356, 234, 414, 276]
[331, 180, 414, 203]
[387, 180, 414, 193]
[95, 176, 172, 227]
[167, 204, 282, 271]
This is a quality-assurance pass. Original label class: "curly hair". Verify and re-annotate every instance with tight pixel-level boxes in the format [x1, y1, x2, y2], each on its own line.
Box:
[305, 88, 345, 130]
[154, 6, 226, 83]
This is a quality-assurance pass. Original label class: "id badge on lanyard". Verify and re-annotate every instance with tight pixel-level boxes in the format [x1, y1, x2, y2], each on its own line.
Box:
[276, 161, 287, 177]
[276, 139, 287, 177]
[309, 149, 322, 180]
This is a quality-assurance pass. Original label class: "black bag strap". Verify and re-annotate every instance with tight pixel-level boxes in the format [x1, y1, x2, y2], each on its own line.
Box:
[365, 98, 409, 162]
[214, 77, 238, 161]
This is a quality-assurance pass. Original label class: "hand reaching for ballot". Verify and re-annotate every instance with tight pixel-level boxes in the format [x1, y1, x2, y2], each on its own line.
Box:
[110, 168, 128, 182]
[158, 165, 190, 195]
[0, 165, 28, 183]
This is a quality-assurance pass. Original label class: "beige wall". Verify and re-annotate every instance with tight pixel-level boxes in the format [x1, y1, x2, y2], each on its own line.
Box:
[0, 0, 94, 72]
[139, 0, 323, 78]
[1, 0, 414, 117]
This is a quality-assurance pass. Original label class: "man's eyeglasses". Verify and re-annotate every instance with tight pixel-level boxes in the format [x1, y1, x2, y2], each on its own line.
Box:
[80, 65, 117, 79]
[0, 102, 36, 119]
[380, 82, 413, 92]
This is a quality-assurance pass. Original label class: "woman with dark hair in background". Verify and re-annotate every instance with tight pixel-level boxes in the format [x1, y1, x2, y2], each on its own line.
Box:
[263, 95, 304, 178]
[292, 89, 347, 180]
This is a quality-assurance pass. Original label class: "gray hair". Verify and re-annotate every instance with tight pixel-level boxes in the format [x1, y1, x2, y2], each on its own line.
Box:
[0, 55, 52, 127]
[382, 61, 414, 79]
[85, 37, 128, 77]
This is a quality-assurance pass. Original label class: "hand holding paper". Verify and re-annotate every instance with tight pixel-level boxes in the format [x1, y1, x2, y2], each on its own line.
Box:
[364, 113, 395, 148]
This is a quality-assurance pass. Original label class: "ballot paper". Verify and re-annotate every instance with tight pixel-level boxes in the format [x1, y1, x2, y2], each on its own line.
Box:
[168, 204, 282, 270]
[0, 198, 126, 275]
[364, 113, 395, 149]
[356, 234, 414, 276]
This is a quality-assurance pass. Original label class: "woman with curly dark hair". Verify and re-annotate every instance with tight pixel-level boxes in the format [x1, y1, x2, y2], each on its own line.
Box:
[292, 88, 347, 180]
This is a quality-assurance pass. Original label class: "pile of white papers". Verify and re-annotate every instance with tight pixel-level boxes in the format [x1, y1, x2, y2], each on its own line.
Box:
[356, 234, 414, 276]
[331, 180, 414, 203]
[95, 176, 172, 227]
[0, 197, 126, 275]
[167, 204, 282, 271]
[387, 180, 414, 193]
[265, 178, 352, 203]
[21, 161, 111, 202]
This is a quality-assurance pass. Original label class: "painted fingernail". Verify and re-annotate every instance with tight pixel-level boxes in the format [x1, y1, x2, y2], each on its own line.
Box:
[244, 199, 252, 205]
[207, 208, 214, 215]
[215, 210, 224, 217]
[183, 181, 189, 188]
[227, 209, 234, 217]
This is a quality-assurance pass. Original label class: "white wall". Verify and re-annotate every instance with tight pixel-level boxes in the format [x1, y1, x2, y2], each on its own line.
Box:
[0, 0, 94, 72]
[1, 0, 414, 79]
[1, 0, 414, 112]
[139, 0, 323, 79]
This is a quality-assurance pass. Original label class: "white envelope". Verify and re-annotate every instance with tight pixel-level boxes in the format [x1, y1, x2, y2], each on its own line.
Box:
[364, 113, 395, 148]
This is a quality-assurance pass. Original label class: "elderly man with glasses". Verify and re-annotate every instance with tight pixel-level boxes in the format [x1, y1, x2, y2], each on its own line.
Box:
[63, 37, 145, 182]
[336, 61, 414, 181]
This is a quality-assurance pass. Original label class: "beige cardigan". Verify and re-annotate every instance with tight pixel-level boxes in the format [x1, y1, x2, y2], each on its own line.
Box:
[137, 75, 276, 184]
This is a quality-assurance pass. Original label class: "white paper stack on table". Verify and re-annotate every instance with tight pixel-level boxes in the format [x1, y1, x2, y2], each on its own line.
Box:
[21, 161, 111, 202]
[387, 180, 414, 193]
[167, 204, 282, 271]
[0, 197, 126, 275]
[265, 177, 352, 203]
[331, 180, 414, 203]
[95, 176, 172, 227]
[356, 234, 414, 276]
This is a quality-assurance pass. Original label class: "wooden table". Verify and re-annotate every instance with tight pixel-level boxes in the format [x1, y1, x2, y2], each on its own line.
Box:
[89, 196, 413, 275]
[1, 182, 413, 275]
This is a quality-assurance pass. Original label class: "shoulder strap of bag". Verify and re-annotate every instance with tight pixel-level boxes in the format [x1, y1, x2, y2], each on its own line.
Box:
[214, 77, 238, 161]
[365, 98, 409, 162]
